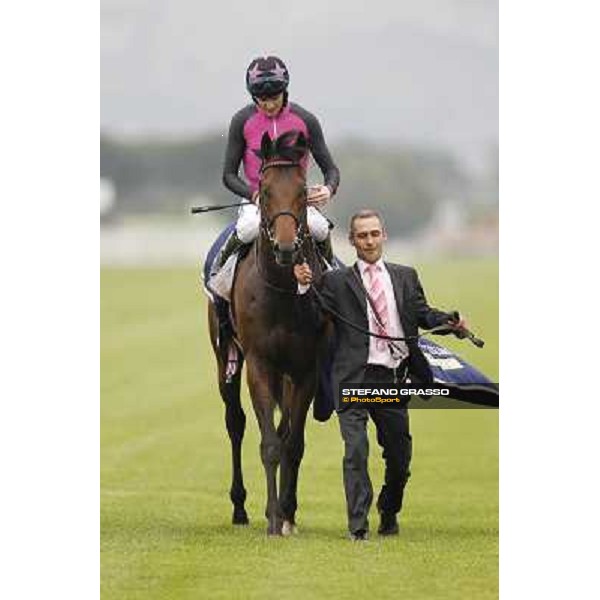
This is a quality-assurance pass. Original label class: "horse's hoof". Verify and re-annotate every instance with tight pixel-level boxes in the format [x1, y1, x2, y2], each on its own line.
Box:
[232, 509, 249, 525]
[267, 528, 283, 536]
[267, 519, 283, 536]
[282, 520, 298, 536]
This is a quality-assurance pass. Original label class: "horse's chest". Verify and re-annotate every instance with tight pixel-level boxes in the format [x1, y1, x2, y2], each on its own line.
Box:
[236, 281, 319, 372]
[263, 326, 311, 352]
[260, 327, 315, 368]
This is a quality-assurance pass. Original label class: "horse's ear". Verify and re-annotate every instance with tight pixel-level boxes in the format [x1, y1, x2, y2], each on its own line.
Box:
[260, 132, 273, 160]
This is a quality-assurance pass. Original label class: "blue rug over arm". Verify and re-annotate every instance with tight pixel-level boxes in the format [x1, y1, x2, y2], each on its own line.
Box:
[418, 337, 499, 407]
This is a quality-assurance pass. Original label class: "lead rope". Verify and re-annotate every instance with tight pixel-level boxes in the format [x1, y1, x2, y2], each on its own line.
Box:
[309, 285, 485, 347]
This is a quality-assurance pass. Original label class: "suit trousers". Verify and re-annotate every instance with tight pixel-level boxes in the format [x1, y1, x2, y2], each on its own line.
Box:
[338, 365, 412, 535]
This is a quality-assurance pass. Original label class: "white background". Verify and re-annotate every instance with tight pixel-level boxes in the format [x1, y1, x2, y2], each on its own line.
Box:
[2, 1, 600, 598]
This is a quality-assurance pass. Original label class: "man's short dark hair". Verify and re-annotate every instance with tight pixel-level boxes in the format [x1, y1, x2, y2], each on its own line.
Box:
[348, 209, 385, 238]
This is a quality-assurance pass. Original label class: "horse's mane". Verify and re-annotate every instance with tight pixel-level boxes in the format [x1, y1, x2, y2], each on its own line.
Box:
[254, 130, 308, 165]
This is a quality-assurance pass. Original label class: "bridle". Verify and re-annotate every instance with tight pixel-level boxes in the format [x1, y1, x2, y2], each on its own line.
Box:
[258, 160, 309, 262]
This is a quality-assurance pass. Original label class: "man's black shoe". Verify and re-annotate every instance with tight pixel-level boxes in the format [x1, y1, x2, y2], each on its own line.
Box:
[378, 514, 399, 536]
[349, 529, 369, 542]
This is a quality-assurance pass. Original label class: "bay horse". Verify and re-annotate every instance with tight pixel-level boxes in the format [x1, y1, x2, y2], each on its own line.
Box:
[208, 130, 326, 535]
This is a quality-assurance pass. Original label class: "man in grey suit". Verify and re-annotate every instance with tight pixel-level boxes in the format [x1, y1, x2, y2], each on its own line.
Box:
[294, 209, 466, 541]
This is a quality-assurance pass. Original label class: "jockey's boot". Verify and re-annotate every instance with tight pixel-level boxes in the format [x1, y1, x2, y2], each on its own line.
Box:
[217, 231, 245, 270]
[316, 232, 334, 266]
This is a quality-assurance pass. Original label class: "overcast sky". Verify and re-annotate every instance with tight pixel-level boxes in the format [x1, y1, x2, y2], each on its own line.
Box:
[101, 0, 497, 169]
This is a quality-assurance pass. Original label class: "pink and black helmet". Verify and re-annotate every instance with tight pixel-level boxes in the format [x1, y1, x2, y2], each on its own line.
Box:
[245, 56, 290, 98]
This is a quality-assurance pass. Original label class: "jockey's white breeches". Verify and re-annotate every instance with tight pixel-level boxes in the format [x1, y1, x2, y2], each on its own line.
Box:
[235, 202, 330, 243]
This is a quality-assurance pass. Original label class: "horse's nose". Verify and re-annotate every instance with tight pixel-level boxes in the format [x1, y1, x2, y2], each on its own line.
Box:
[275, 241, 295, 254]
[274, 241, 295, 266]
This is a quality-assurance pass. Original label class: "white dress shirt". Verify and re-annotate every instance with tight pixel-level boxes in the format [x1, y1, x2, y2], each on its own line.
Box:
[356, 259, 408, 368]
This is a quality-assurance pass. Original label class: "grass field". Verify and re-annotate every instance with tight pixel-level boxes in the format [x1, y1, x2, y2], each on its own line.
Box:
[101, 260, 498, 599]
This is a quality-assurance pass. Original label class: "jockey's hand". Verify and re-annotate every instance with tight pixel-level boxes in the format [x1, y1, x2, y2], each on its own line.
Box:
[251, 190, 260, 204]
[294, 262, 313, 286]
[307, 184, 331, 207]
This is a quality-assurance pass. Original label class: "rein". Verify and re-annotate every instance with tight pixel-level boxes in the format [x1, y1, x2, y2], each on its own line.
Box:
[309, 286, 420, 341]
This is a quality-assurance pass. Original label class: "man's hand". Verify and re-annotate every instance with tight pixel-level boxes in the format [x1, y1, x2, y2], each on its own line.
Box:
[307, 184, 331, 207]
[447, 312, 469, 338]
[294, 262, 313, 285]
[251, 189, 260, 204]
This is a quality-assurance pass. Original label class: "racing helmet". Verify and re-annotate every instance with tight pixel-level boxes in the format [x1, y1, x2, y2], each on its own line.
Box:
[246, 56, 290, 98]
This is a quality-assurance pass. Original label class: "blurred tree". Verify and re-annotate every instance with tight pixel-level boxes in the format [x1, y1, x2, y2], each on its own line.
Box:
[100, 133, 474, 234]
[327, 140, 471, 235]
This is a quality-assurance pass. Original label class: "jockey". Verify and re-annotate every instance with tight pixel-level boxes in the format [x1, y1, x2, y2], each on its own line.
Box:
[218, 55, 341, 267]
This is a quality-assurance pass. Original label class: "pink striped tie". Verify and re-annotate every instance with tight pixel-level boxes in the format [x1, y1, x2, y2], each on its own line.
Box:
[366, 264, 389, 352]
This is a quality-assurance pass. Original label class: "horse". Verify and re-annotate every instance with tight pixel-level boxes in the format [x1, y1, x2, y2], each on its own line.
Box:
[207, 130, 327, 535]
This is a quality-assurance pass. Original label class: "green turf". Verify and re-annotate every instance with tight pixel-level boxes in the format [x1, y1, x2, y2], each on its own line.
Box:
[101, 260, 498, 599]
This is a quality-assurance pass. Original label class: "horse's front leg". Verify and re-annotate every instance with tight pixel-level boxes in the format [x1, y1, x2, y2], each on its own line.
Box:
[279, 374, 315, 534]
[246, 357, 283, 535]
